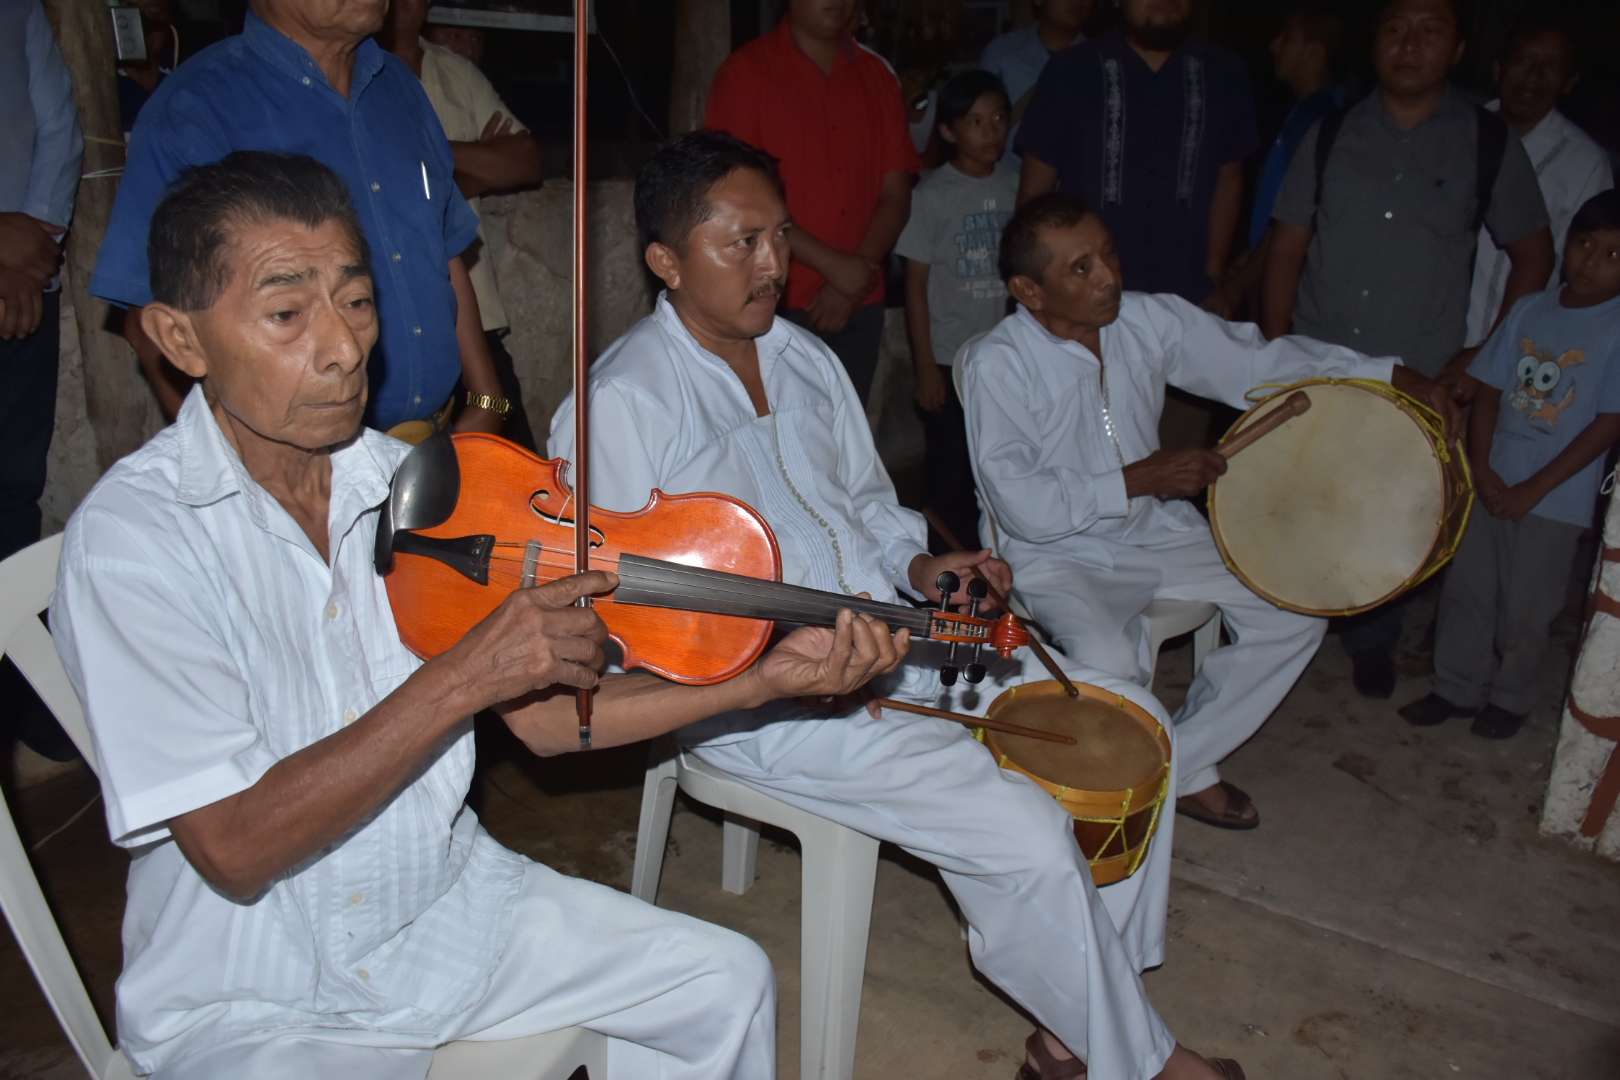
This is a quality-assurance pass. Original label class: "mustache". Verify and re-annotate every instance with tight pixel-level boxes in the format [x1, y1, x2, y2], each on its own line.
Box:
[748, 278, 785, 303]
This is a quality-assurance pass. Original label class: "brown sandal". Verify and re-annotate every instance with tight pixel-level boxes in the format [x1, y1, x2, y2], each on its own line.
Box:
[1175, 780, 1259, 830]
[1206, 1057, 1246, 1079]
[1015, 1030, 1086, 1079]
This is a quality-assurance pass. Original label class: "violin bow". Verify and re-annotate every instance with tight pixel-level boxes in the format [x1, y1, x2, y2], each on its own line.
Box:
[572, 0, 593, 747]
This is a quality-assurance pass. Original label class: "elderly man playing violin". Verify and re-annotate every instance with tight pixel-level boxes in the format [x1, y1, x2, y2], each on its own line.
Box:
[49, 151, 910, 1080]
[551, 130, 1247, 1080]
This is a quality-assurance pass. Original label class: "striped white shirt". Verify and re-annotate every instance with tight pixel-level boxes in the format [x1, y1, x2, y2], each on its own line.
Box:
[52, 388, 525, 1074]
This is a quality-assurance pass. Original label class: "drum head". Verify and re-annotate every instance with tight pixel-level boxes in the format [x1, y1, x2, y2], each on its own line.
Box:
[1210, 382, 1444, 614]
[991, 694, 1166, 792]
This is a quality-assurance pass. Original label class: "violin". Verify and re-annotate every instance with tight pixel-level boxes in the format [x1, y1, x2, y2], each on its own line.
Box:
[376, 432, 1030, 685]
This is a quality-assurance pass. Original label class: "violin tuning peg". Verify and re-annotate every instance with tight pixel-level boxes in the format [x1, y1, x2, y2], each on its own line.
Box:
[964, 662, 986, 684]
[935, 570, 960, 598]
[940, 665, 959, 687]
[967, 577, 988, 599]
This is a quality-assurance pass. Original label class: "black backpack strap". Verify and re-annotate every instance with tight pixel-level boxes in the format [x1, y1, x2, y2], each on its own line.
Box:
[1473, 105, 1509, 233]
[1312, 106, 1348, 220]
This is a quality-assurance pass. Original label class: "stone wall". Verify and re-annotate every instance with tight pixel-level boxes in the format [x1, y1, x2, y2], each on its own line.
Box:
[480, 179, 656, 438]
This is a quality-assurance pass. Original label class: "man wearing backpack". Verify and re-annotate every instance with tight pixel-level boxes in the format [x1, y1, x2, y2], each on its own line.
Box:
[1260, 0, 1554, 700]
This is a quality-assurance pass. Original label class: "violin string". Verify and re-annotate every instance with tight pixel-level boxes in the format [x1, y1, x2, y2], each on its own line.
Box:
[421, 542, 941, 633]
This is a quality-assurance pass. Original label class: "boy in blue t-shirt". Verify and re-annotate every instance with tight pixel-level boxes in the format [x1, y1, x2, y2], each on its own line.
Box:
[895, 69, 1018, 552]
[1402, 190, 1620, 738]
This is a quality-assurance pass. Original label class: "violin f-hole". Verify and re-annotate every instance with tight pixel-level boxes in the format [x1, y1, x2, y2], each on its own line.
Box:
[530, 489, 606, 549]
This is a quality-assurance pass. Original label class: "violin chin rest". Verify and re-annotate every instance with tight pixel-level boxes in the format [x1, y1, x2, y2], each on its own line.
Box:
[376, 431, 463, 574]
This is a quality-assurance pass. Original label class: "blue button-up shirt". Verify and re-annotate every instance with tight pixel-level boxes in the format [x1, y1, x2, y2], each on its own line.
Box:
[0, 0, 83, 231]
[91, 12, 480, 430]
[978, 23, 1082, 168]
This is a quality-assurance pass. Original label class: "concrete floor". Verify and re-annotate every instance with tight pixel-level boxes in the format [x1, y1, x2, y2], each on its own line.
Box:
[4, 592, 1619, 1078]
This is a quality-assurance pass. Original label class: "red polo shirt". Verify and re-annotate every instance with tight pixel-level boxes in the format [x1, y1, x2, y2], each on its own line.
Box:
[705, 20, 920, 310]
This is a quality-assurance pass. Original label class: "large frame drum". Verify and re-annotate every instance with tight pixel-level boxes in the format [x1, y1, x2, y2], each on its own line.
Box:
[980, 681, 1171, 886]
[1208, 379, 1474, 617]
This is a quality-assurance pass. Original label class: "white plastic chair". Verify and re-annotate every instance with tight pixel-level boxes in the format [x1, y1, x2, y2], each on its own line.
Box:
[633, 735, 878, 1080]
[0, 535, 606, 1080]
[951, 339, 1221, 685]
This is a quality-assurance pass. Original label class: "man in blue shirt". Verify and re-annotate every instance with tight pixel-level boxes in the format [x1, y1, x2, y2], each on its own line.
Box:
[1, 0, 82, 763]
[978, 0, 1089, 169]
[1015, 0, 1257, 311]
[1249, 9, 1345, 251]
[93, 0, 509, 436]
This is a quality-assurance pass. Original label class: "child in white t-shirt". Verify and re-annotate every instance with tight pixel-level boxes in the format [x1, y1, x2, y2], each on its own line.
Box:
[1403, 190, 1620, 738]
[896, 69, 1019, 551]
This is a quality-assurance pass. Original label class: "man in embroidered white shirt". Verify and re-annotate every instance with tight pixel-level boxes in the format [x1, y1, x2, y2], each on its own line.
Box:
[50, 151, 910, 1080]
[551, 131, 1249, 1080]
[962, 192, 1457, 834]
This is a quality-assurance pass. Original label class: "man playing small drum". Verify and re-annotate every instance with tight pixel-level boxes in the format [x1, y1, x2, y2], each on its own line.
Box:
[552, 131, 1246, 1080]
[962, 192, 1458, 830]
[50, 151, 912, 1080]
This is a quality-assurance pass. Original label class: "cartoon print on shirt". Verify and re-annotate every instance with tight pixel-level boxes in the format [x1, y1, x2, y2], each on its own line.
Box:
[1508, 338, 1585, 431]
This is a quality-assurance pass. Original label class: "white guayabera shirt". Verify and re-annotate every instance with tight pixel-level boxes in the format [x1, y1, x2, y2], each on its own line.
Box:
[51, 388, 525, 1075]
[548, 294, 935, 743]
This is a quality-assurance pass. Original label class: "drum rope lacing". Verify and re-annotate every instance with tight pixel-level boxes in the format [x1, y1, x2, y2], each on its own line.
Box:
[1230, 377, 1477, 614]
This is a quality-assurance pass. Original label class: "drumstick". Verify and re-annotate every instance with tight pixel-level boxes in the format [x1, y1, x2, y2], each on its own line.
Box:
[873, 697, 1077, 745]
[1217, 390, 1312, 459]
[923, 508, 1082, 700]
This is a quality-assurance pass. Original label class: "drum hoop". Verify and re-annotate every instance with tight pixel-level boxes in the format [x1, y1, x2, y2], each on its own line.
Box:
[979, 681, 1171, 883]
[1208, 377, 1476, 617]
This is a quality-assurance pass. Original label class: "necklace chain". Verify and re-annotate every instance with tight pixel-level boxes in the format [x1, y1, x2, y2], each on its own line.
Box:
[1098, 360, 1126, 468]
[773, 438, 855, 596]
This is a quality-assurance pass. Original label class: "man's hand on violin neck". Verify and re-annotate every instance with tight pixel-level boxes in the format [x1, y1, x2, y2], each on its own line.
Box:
[755, 605, 910, 705]
[439, 570, 617, 714]
[909, 549, 1014, 613]
[1123, 448, 1227, 499]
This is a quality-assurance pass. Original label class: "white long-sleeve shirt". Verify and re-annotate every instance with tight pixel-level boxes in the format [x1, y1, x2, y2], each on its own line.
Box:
[549, 294, 929, 603]
[962, 295, 1397, 568]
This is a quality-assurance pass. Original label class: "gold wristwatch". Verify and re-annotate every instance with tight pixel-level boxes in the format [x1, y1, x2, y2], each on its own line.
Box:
[464, 391, 513, 416]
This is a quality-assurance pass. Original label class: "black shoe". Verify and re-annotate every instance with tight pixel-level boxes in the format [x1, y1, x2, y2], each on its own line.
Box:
[1397, 693, 1479, 727]
[1470, 704, 1528, 739]
[1351, 649, 1396, 699]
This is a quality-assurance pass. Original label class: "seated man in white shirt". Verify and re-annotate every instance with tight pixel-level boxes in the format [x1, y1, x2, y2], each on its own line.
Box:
[49, 151, 911, 1080]
[551, 131, 1246, 1080]
[962, 192, 1458, 830]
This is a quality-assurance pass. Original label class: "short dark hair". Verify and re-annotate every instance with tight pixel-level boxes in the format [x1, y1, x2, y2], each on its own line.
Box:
[1498, 11, 1578, 68]
[1569, 189, 1620, 237]
[936, 69, 1010, 132]
[1378, 0, 1465, 33]
[999, 192, 1094, 285]
[634, 130, 786, 252]
[1291, 8, 1345, 71]
[148, 152, 370, 312]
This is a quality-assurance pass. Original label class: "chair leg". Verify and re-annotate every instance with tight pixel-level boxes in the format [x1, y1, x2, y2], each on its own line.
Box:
[1192, 612, 1222, 675]
[631, 737, 680, 904]
[798, 825, 881, 1080]
[720, 812, 761, 896]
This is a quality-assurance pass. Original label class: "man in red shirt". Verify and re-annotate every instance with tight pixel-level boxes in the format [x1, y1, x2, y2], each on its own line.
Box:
[704, 0, 920, 403]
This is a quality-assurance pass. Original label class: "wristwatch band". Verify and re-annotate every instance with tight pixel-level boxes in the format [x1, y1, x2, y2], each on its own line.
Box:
[464, 392, 513, 416]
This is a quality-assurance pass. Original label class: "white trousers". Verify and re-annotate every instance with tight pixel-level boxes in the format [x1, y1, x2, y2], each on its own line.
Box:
[687, 646, 1180, 1080]
[155, 859, 776, 1080]
[1011, 527, 1326, 795]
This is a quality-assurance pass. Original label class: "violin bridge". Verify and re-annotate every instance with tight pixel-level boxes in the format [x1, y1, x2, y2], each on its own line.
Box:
[522, 540, 542, 589]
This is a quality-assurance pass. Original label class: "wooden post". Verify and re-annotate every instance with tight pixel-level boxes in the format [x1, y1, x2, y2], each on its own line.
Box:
[669, 0, 732, 136]
[42, 0, 153, 472]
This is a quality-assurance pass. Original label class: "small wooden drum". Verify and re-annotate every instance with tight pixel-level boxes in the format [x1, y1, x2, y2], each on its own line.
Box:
[981, 680, 1171, 886]
[1208, 379, 1474, 617]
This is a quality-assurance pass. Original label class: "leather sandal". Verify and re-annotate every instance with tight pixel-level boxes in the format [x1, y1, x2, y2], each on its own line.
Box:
[1175, 780, 1259, 831]
[1206, 1057, 1246, 1079]
[1014, 1029, 1086, 1079]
